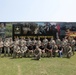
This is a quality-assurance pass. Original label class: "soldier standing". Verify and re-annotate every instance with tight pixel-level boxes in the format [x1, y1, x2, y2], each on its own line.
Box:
[14, 37, 20, 46]
[43, 36, 48, 48]
[32, 37, 37, 45]
[26, 37, 32, 46]
[20, 37, 26, 47]
[50, 37, 56, 46]
[37, 37, 41, 47]
[66, 43, 72, 58]
[56, 38, 61, 46]
[50, 37, 56, 55]
[71, 38, 75, 55]
[62, 38, 68, 47]
[9, 38, 14, 56]
[13, 44, 17, 58]
[62, 38, 68, 57]
[0, 23, 6, 41]
[4, 38, 10, 56]
[0, 38, 3, 56]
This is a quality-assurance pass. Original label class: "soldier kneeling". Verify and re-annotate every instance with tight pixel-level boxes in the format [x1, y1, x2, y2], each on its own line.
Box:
[33, 46, 41, 60]
[66, 44, 72, 58]
[13, 44, 21, 58]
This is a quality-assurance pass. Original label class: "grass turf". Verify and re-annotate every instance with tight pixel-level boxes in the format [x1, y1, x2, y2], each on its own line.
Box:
[0, 53, 76, 75]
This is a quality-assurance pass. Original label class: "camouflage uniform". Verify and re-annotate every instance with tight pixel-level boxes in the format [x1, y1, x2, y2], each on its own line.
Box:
[37, 39, 41, 47]
[43, 38, 48, 48]
[66, 44, 72, 58]
[34, 46, 41, 60]
[14, 38, 20, 46]
[13, 44, 21, 58]
[20, 38, 26, 47]
[58, 45, 63, 57]
[50, 38, 56, 46]
[21, 45, 27, 57]
[46, 42, 53, 57]
[13, 39, 20, 58]
[32, 37, 37, 45]
[56, 38, 61, 46]
[52, 44, 58, 57]
[62, 39, 68, 57]
[71, 39, 75, 55]
[39, 43, 45, 57]
[0, 39, 3, 56]
[9, 38, 14, 56]
[62, 38, 68, 45]
[4, 39, 10, 56]
[26, 38, 32, 46]
[27, 44, 33, 57]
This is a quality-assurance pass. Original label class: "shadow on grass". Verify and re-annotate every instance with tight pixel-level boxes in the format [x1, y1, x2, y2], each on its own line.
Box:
[31, 58, 41, 61]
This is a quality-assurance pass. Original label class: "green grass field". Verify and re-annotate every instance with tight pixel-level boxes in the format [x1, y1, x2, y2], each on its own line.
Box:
[0, 53, 76, 75]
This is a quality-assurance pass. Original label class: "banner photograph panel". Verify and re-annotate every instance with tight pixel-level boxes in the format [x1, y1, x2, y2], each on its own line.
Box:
[0, 22, 76, 40]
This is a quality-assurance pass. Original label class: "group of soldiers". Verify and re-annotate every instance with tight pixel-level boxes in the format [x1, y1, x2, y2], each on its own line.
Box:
[0, 36, 76, 60]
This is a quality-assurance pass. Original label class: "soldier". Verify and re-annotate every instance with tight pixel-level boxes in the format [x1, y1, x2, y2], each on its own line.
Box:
[62, 44, 67, 57]
[13, 44, 17, 58]
[16, 46, 22, 58]
[21, 44, 28, 57]
[62, 38, 68, 47]
[45, 42, 53, 57]
[56, 37, 61, 46]
[70, 38, 76, 55]
[62, 38, 68, 57]
[14, 37, 20, 46]
[39, 43, 45, 57]
[49, 38, 56, 56]
[64, 37, 68, 43]
[75, 40, 76, 51]
[32, 43, 36, 51]
[13, 44, 21, 58]
[4, 38, 10, 56]
[27, 44, 33, 57]
[0, 38, 3, 56]
[9, 38, 14, 56]
[37, 37, 41, 47]
[43, 36, 48, 48]
[66, 43, 72, 58]
[68, 37, 72, 44]
[58, 45, 63, 57]
[52, 43, 58, 57]
[32, 37, 37, 45]
[26, 37, 32, 46]
[50, 37, 56, 46]
[33, 46, 41, 60]
[20, 37, 26, 47]
[0, 23, 6, 40]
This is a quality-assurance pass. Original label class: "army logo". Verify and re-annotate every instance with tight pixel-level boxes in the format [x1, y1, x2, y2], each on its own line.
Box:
[14, 26, 21, 34]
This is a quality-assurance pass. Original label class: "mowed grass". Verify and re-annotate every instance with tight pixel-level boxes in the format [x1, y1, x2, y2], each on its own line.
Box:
[0, 53, 76, 75]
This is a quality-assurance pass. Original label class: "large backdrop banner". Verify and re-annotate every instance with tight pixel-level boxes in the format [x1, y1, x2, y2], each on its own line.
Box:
[0, 22, 76, 40]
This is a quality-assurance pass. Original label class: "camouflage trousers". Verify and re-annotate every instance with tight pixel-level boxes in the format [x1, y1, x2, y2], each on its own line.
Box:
[0, 47, 3, 56]
[4, 47, 10, 56]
